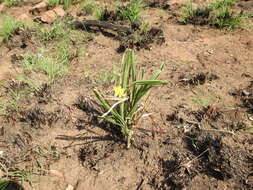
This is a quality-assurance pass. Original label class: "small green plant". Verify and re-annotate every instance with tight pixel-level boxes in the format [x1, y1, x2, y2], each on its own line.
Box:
[180, 3, 210, 24]
[62, 0, 72, 9]
[180, 0, 247, 29]
[55, 41, 72, 64]
[0, 99, 19, 116]
[0, 163, 33, 186]
[48, 0, 72, 9]
[0, 16, 23, 41]
[119, 0, 145, 22]
[140, 22, 151, 34]
[48, 0, 60, 8]
[36, 20, 67, 41]
[16, 75, 42, 92]
[94, 50, 167, 148]
[208, 0, 237, 9]
[212, 6, 246, 29]
[4, 0, 18, 7]
[21, 52, 68, 84]
[0, 100, 9, 116]
[80, 1, 97, 15]
[94, 7, 105, 20]
[0, 180, 9, 189]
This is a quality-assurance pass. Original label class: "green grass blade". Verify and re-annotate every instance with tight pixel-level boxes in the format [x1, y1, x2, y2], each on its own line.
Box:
[131, 80, 168, 86]
[0, 180, 9, 189]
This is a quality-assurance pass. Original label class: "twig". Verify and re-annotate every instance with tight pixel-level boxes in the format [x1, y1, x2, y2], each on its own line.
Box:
[202, 128, 235, 135]
[181, 148, 209, 168]
[136, 179, 144, 190]
[101, 98, 128, 117]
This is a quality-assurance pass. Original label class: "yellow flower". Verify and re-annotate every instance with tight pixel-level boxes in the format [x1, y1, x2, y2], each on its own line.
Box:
[114, 86, 126, 98]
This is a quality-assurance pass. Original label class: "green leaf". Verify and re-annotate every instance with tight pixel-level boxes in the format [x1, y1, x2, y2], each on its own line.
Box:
[0, 180, 9, 189]
[244, 126, 253, 131]
[131, 80, 168, 86]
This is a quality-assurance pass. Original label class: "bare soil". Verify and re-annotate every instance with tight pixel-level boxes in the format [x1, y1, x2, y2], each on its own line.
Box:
[0, 0, 253, 190]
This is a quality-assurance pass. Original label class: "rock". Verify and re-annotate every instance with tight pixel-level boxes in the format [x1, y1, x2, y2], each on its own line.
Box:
[30, 1, 48, 15]
[41, 10, 57, 23]
[0, 4, 5, 11]
[53, 7, 65, 17]
[65, 184, 74, 190]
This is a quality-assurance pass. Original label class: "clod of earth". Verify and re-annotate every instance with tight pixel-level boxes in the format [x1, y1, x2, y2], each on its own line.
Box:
[179, 72, 219, 86]
[29, 1, 48, 15]
[230, 81, 253, 114]
[117, 27, 165, 52]
[148, 0, 171, 10]
[40, 7, 65, 23]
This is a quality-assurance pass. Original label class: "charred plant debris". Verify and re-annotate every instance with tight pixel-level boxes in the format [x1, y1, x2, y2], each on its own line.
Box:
[72, 19, 165, 52]
[179, 72, 219, 86]
[230, 81, 253, 114]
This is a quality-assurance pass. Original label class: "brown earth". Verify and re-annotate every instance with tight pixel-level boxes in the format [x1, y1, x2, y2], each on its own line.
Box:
[0, 0, 253, 190]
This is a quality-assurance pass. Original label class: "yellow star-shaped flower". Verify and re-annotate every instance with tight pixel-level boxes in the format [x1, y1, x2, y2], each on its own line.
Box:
[114, 86, 126, 98]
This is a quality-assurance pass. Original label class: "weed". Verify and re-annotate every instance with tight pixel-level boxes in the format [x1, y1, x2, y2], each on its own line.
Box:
[36, 20, 67, 41]
[0, 99, 19, 116]
[16, 75, 42, 92]
[0, 180, 9, 189]
[119, 0, 145, 22]
[36, 55, 66, 84]
[180, 0, 247, 29]
[94, 50, 167, 148]
[208, 0, 237, 9]
[4, 0, 18, 7]
[180, 3, 210, 24]
[68, 30, 93, 42]
[0, 16, 23, 41]
[0, 163, 33, 186]
[48, 0, 60, 8]
[48, 0, 72, 9]
[55, 42, 72, 64]
[80, 1, 97, 15]
[94, 7, 105, 20]
[0, 100, 9, 116]
[212, 7, 247, 29]
[21, 52, 67, 84]
[140, 22, 151, 34]
[62, 0, 72, 10]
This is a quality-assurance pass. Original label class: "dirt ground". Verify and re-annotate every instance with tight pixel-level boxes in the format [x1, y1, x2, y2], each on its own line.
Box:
[0, 0, 253, 190]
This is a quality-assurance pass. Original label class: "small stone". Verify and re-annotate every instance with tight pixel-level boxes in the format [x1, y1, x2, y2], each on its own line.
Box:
[65, 184, 74, 190]
[30, 1, 48, 15]
[41, 10, 57, 23]
[0, 4, 5, 11]
[53, 7, 65, 17]
[242, 90, 250, 96]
